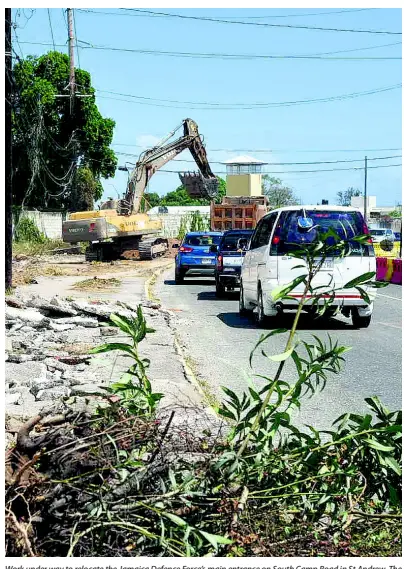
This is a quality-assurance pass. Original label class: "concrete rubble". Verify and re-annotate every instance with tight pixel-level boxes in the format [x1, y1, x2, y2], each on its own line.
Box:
[5, 292, 211, 445]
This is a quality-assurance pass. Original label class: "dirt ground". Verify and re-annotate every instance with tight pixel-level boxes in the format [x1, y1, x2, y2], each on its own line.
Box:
[11, 239, 180, 288]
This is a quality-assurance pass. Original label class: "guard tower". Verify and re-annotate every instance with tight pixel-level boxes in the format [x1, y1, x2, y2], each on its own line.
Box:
[223, 155, 267, 197]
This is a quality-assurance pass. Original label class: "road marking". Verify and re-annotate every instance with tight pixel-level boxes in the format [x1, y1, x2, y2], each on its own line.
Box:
[375, 321, 402, 329]
[377, 293, 402, 301]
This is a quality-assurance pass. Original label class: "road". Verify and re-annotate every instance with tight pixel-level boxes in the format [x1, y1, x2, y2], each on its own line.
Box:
[157, 268, 402, 431]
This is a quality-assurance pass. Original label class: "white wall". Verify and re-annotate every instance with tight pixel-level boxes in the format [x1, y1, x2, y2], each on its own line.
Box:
[148, 206, 211, 238]
[14, 210, 66, 240]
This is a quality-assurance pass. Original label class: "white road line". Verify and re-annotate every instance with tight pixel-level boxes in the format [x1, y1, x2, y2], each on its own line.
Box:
[377, 293, 402, 301]
[375, 321, 402, 329]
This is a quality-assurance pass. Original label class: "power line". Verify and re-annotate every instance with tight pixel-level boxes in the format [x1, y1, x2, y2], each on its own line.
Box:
[77, 8, 374, 21]
[114, 151, 402, 166]
[155, 163, 402, 175]
[20, 40, 402, 61]
[119, 8, 402, 35]
[95, 83, 401, 110]
[47, 9, 56, 51]
[111, 143, 402, 154]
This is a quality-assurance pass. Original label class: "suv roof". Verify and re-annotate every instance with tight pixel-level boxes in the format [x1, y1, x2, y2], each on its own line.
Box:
[265, 205, 361, 216]
[222, 229, 254, 235]
[185, 231, 223, 236]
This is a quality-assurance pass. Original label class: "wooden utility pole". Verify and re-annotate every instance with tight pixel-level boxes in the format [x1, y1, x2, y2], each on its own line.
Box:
[364, 155, 368, 222]
[5, 7, 12, 290]
[67, 8, 75, 114]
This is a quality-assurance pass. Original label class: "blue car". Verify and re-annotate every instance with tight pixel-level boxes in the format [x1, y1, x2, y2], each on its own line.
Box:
[174, 231, 223, 284]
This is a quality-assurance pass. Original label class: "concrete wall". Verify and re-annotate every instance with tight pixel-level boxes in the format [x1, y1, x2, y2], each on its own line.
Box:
[14, 210, 66, 240]
[226, 174, 263, 197]
[148, 206, 211, 238]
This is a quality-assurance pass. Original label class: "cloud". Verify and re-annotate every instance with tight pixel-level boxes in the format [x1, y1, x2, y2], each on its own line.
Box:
[136, 134, 161, 149]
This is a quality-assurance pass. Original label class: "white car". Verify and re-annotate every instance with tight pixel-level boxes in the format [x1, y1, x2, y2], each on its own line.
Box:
[240, 205, 376, 328]
[369, 228, 395, 243]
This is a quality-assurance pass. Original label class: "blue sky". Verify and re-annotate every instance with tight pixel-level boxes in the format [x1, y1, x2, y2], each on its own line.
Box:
[13, 7, 402, 207]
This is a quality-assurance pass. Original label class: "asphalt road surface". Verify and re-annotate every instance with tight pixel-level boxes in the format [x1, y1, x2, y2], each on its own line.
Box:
[157, 269, 402, 431]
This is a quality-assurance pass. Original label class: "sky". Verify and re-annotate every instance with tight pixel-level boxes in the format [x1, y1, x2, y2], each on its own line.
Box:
[12, 6, 402, 207]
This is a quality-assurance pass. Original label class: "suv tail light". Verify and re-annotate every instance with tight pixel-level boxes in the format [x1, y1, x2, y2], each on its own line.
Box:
[362, 219, 373, 244]
[217, 254, 223, 271]
[89, 223, 96, 231]
[179, 246, 193, 253]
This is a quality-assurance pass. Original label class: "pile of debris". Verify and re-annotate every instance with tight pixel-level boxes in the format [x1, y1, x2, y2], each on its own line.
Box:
[5, 294, 158, 427]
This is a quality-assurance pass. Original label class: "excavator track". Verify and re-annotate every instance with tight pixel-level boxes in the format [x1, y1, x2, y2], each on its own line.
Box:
[138, 238, 169, 260]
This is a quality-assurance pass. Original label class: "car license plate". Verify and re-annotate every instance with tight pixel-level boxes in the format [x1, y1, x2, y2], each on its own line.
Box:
[224, 257, 242, 266]
[201, 258, 212, 264]
[223, 267, 235, 272]
[318, 259, 334, 270]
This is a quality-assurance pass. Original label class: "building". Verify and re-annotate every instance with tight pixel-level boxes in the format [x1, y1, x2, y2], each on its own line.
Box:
[222, 155, 267, 197]
[351, 196, 402, 230]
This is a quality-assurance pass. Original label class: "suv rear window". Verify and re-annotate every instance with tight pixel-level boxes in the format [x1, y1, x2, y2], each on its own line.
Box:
[220, 232, 252, 251]
[183, 234, 221, 246]
[271, 210, 372, 256]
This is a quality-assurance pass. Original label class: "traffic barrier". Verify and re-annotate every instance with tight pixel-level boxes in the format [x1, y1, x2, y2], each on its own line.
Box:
[376, 257, 388, 281]
[376, 256, 402, 284]
[391, 259, 402, 285]
[373, 242, 400, 258]
[385, 259, 394, 282]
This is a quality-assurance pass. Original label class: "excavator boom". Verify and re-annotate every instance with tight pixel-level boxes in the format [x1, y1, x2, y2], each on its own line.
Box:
[118, 118, 218, 215]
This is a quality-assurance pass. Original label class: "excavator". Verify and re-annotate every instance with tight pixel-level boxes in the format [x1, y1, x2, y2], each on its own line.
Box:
[62, 119, 219, 261]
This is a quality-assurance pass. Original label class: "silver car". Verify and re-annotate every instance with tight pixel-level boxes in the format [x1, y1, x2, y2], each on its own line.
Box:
[369, 228, 395, 243]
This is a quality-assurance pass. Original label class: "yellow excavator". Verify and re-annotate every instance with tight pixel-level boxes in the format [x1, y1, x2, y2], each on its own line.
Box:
[62, 119, 219, 261]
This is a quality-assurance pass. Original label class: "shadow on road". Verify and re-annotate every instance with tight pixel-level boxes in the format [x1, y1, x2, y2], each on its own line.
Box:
[217, 312, 353, 331]
[197, 290, 239, 302]
[164, 278, 216, 287]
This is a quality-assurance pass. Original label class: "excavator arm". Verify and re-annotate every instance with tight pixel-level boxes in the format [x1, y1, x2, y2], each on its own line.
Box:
[117, 119, 218, 215]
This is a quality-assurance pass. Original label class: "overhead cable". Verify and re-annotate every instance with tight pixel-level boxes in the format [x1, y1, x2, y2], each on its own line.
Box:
[118, 8, 402, 35]
[19, 40, 402, 61]
[95, 83, 401, 110]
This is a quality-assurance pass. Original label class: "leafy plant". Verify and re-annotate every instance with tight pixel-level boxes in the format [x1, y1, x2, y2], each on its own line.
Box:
[13, 216, 47, 244]
[90, 306, 163, 416]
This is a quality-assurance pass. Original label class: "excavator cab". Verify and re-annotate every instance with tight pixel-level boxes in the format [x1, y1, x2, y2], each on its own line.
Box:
[179, 172, 219, 199]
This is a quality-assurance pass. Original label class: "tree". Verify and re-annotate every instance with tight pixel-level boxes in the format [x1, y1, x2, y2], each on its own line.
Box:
[70, 166, 102, 211]
[141, 192, 161, 211]
[262, 176, 299, 208]
[388, 210, 402, 219]
[159, 177, 226, 206]
[12, 51, 117, 211]
[336, 187, 362, 206]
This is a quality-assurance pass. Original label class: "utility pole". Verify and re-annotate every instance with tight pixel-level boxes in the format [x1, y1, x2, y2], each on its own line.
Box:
[5, 7, 12, 290]
[67, 8, 75, 114]
[364, 155, 368, 222]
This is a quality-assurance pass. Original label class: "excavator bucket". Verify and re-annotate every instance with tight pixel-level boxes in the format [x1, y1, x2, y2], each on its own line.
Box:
[179, 172, 219, 200]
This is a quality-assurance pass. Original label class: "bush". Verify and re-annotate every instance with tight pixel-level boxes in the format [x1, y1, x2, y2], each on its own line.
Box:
[13, 217, 47, 244]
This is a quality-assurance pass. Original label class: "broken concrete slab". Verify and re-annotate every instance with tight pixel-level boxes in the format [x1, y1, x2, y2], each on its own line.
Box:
[5, 361, 47, 387]
[24, 296, 78, 317]
[6, 392, 22, 406]
[53, 316, 99, 328]
[65, 327, 101, 343]
[6, 306, 49, 327]
[36, 386, 71, 401]
[70, 384, 106, 396]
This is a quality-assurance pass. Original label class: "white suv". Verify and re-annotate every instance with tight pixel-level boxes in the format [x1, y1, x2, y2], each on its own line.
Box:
[369, 228, 394, 243]
[239, 206, 376, 328]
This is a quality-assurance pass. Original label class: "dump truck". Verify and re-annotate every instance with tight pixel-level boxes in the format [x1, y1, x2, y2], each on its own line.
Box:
[210, 196, 268, 232]
[62, 119, 219, 261]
